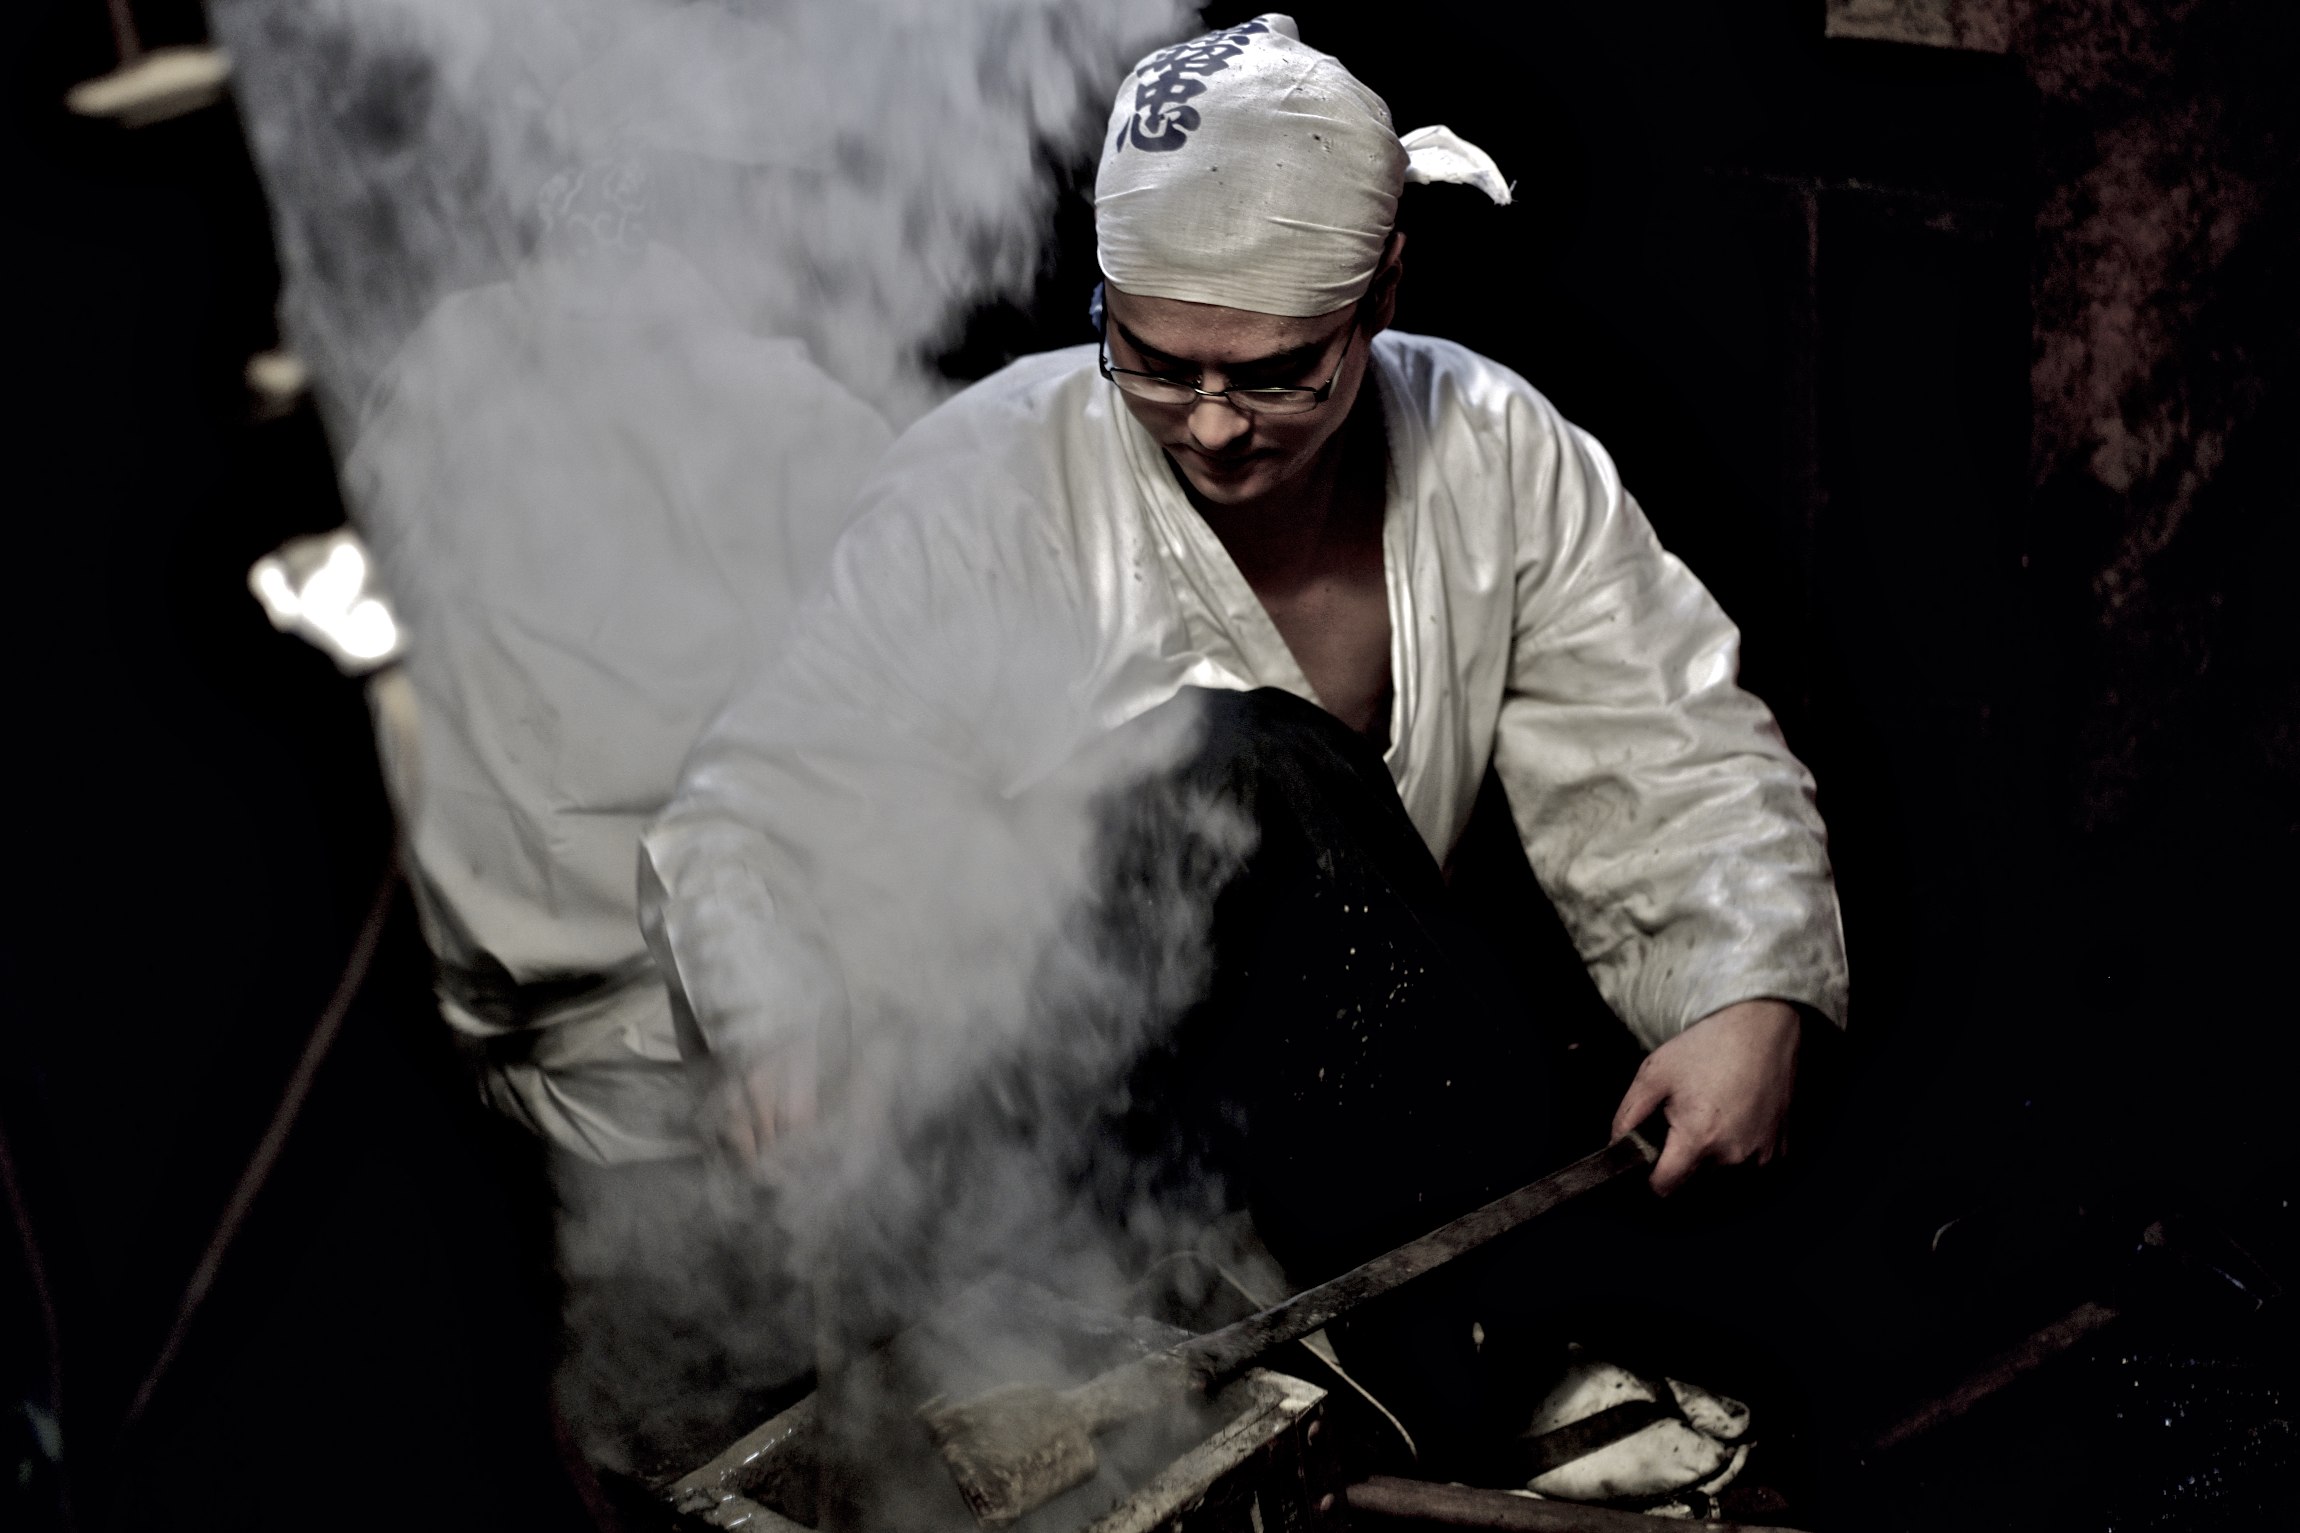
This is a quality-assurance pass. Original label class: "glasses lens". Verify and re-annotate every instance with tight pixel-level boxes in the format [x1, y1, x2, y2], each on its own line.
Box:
[1106, 371, 1321, 415]
[1113, 375, 1199, 405]
[1229, 389, 1320, 416]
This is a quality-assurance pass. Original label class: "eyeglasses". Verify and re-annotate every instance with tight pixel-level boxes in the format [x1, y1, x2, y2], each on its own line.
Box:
[1098, 309, 1357, 417]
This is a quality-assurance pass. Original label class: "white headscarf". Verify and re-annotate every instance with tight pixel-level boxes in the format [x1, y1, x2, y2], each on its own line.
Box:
[1093, 14, 1510, 318]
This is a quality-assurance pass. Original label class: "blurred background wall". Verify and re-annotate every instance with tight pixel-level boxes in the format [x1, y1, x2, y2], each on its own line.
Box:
[6, 1, 2294, 1528]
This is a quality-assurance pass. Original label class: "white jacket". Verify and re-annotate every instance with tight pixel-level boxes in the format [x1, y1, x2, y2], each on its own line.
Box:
[642, 332, 1847, 1070]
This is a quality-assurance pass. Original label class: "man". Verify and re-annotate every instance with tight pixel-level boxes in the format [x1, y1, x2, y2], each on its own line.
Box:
[641, 12, 1846, 1478]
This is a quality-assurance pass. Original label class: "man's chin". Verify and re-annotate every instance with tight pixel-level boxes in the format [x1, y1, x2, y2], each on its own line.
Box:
[1177, 451, 1282, 505]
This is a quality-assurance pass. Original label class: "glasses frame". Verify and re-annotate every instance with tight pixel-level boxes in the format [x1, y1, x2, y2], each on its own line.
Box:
[1097, 305, 1359, 417]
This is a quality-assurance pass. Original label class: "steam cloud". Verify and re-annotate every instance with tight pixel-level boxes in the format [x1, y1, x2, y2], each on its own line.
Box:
[212, 0, 1246, 1497]
[217, 0, 1193, 429]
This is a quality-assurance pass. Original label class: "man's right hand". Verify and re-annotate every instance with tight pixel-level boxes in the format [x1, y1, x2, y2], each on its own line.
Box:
[711, 1037, 818, 1163]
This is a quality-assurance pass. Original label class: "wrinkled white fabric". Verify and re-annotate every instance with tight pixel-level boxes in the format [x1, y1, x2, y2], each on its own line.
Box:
[351, 243, 892, 1163]
[643, 333, 1848, 1066]
[1399, 125, 1512, 204]
[1521, 1349, 1753, 1503]
[1096, 14, 1508, 317]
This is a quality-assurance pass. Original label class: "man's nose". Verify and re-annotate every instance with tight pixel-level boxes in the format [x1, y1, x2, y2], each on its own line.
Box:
[1187, 395, 1254, 453]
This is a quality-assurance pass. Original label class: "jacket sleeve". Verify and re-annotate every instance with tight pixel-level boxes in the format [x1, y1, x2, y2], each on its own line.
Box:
[637, 420, 1102, 1069]
[1491, 392, 1848, 1050]
[636, 505, 940, 1067]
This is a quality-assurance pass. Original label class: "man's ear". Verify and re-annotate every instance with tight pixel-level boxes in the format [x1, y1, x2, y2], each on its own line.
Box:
[1367, 230, 1407, 334]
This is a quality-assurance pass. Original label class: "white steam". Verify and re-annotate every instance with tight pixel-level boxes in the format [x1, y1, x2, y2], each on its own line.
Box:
[212, 0, 1234, 1493]
[216, 0, 1191, 430]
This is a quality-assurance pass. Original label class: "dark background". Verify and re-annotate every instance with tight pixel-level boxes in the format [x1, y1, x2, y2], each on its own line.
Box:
[6, 1, 2295, 1528]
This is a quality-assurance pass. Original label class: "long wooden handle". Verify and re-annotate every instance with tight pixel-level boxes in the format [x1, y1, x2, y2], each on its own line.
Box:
[1065, 1349, 1195, 1433]
[1170, 1133, 1658, 1387]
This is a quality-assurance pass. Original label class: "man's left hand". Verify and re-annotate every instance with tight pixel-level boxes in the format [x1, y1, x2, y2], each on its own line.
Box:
[1610, 999, 1802, 1197]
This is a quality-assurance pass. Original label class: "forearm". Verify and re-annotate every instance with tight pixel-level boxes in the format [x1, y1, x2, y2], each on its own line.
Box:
[638, 811, 844, 1063]
[1498, 703, 1848, 1048]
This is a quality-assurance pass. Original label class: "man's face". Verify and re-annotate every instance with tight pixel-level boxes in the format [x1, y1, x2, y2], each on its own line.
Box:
[1101, 263, 1391, 509]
